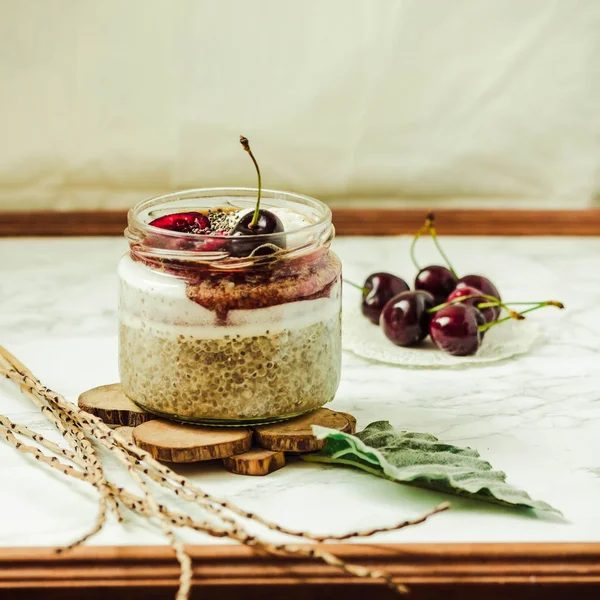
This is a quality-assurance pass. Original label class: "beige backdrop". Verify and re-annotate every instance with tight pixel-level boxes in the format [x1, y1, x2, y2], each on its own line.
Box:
[0, 0, 598, 211]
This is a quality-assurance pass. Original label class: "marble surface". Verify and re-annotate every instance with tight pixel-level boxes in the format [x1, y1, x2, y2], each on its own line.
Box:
[0, 235, 599, 549]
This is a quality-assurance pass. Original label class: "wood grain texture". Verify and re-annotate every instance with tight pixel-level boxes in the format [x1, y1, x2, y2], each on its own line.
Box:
[1, 209, 599, 236]
[336, 412, 357, 434]
[331, 208, 600, 236]
[253, 409, 354, 453]
[78, 384, 154, 427]
[0, 543, 599, 597]
[132, 419, 252, 463]
[222, 448, 286, 476]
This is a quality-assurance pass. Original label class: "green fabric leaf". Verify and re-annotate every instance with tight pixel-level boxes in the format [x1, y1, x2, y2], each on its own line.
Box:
[302, 421, 560, 515]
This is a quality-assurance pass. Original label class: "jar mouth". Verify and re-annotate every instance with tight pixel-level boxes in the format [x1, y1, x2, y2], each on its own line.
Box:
[126, 187, 334, 266]
[129, 187, 330, 238]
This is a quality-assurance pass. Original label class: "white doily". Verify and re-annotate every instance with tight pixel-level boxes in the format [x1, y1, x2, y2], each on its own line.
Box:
[342, 303, 542, 368]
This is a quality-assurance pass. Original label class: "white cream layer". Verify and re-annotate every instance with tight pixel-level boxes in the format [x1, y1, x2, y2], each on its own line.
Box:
[239, 206, 311, 231]
[118, 256, 340, 340]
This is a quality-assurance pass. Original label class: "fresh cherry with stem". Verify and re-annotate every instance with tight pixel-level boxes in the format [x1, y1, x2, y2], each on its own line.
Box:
[229, 135, 285, 257]
[430, 299, 564, 356]
[410, 212, 459, 305]
[380, 290, 435, 346]
[410, 212, 502, 306]
[414, 265, 458, 306]
[446, 285, 501, 323]
[429, 304, 486, 356]
[345, 273, 410, 325]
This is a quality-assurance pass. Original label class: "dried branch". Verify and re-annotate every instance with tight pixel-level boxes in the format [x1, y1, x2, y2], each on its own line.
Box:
[0, 344, 451, 599]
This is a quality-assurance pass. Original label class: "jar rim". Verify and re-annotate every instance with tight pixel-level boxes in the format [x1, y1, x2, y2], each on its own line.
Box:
[125, 187, 334, 266]
[127, 187, 332, 241]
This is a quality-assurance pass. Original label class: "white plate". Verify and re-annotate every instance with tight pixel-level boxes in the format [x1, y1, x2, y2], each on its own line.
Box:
[342, 303, 542, 368]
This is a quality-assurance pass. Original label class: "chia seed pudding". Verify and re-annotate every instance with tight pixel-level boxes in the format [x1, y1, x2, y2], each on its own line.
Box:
[119, 188, 342, 425]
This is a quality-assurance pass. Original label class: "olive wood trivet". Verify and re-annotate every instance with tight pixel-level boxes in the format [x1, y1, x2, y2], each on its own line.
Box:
[78, 384, 154, 427]
[223, 448, 286, 476]
[253, 408, 356, 453]
[132, 419, 252, 463]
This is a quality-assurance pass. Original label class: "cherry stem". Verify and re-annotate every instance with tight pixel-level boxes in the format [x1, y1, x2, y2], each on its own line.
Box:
[477, 295, 522, 319]
[427, 294, 523, 320]
[240, 135, 262, 229]
[343, 279, 366, 293]
[426, 212, 458, 278]
[409, 225, 427, 271]
[501, 301, 564, 306]
[478, 301, 564, 332]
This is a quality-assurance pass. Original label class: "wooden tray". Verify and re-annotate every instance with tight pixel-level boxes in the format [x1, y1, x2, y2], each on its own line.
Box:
[2, 208, 600, 236]
[2, 212, 599, 598]
[1, 543, 599, 599]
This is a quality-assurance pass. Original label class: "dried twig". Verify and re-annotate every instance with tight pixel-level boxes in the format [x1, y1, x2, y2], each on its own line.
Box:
[0, 344, 451, 599]
[0, 425, 408, 594]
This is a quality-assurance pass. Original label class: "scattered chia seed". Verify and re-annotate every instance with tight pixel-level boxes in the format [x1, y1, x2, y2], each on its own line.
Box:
[207, 210, 240, 234]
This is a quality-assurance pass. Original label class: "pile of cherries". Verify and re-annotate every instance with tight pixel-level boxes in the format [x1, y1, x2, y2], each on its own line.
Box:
[349, 213, 563, 356]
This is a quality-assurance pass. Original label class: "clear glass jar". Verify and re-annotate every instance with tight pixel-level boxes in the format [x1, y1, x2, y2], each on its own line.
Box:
[118, 188, 342, 425]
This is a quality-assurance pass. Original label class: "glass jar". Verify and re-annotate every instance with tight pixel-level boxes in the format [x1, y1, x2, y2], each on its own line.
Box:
[118, 188, 342, 425]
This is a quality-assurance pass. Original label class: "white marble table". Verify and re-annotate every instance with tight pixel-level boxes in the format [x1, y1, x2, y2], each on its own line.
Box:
[0, 236, 598, 549]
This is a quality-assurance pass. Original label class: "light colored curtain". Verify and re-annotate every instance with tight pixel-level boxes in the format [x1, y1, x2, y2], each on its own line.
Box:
[0, 0, 598, 211]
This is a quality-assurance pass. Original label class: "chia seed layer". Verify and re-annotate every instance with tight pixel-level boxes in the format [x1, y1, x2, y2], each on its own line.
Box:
[119, 314, 341, 423]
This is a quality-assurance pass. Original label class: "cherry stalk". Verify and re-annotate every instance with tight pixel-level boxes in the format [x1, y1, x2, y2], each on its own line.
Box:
[425, 212, 458, 278]
[410, 212, 458, 278]
[428, 293, 523, 321]
[343, 279, 365, 292]
[239, 135, 262, 230]
[478, 301, 564, 333]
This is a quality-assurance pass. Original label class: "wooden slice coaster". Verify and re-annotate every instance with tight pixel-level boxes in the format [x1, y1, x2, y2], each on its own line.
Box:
[336, 411, 357, 434]
[223, 448, 285, 476]
[253, 408, 355, 453]
[114, 426, 135, 445]
[132, 419, 252, 463]
[78, 384, 154, 427]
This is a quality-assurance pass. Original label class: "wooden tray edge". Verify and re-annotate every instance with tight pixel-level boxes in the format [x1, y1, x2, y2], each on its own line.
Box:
[1, 542, 599, 588]
[1, 209, 600, 236]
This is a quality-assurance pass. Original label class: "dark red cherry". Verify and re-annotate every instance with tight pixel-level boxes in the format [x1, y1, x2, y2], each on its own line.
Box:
[232, 136, 287, 257]
[447, 285, 500, 324]
[149, 212, 210, 234]
[456, 275, 500, 301]
[228, 209, 286, 257]
[380, 291, 435, 346]
[429, 304, 485, 356]
[361, 273, 410, 324]
[414, 265, 458, 306]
